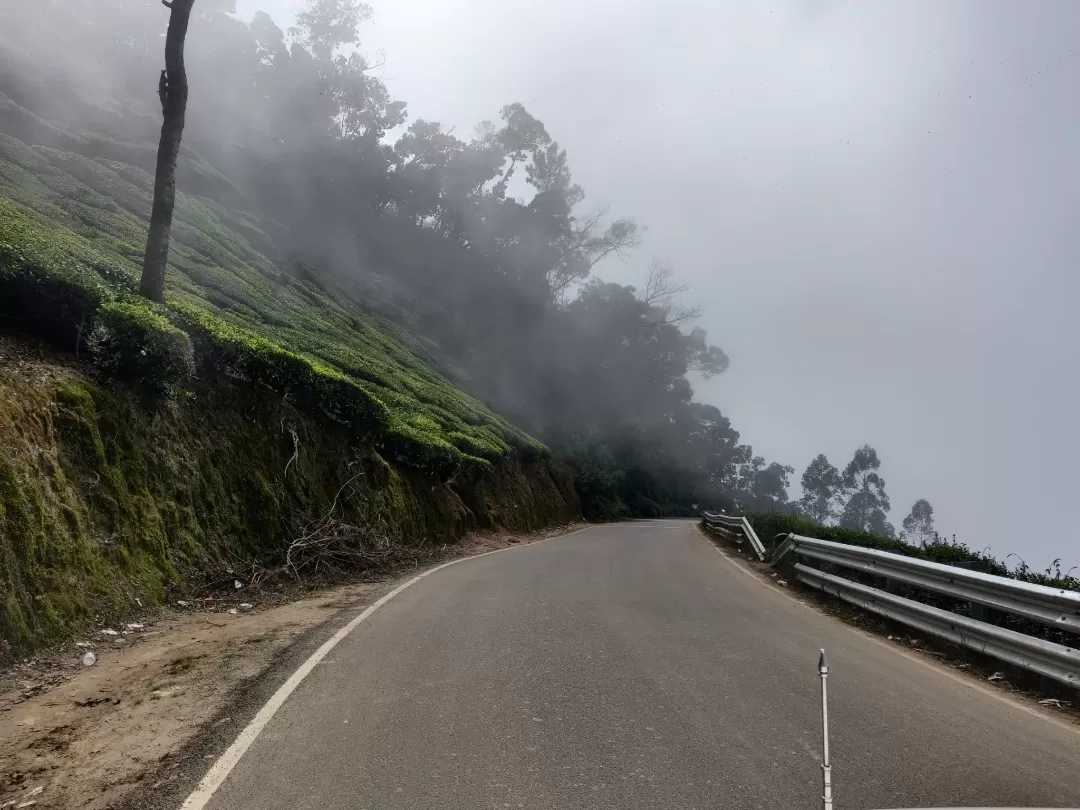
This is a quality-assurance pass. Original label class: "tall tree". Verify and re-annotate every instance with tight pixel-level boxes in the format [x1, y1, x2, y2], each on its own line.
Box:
[752, 461, 795, 506]
[798, 454, 842, 524]
[901, 499, 936, 546]
[140, 0, 197, 304]
[839, 444, 894, 536]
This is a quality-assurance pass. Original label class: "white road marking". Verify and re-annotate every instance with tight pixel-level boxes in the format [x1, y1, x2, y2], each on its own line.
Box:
[696, 525, 1080, 738]
[180, 526, 593, 810]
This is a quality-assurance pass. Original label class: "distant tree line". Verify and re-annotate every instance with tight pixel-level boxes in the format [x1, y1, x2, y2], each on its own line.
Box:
[1, 0, 940, 523]
[796, 445, 938, 544]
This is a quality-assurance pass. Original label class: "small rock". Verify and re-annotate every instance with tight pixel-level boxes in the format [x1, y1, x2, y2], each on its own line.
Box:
[82, 652, 97, 667]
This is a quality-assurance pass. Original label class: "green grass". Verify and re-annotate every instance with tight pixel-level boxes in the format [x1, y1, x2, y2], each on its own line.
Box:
[0, 111, 547, 475]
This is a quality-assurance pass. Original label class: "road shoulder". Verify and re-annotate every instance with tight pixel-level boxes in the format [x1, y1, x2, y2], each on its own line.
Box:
[0, 526, 584, 810]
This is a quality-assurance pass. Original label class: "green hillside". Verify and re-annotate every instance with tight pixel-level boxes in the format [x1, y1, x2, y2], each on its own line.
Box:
[0, 95, 545, 479]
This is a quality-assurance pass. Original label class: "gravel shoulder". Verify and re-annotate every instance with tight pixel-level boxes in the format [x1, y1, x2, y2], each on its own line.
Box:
[0, 526, 582, 810]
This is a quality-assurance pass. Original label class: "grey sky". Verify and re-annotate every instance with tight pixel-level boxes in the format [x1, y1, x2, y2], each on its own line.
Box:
[238, 0, 1080, 568]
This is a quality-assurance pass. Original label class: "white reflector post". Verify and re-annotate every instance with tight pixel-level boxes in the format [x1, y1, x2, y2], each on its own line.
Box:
[819, 649, 834, 810]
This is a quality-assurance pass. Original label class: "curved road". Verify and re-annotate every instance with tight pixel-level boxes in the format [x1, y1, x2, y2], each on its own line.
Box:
[196, 521, 1080, 809]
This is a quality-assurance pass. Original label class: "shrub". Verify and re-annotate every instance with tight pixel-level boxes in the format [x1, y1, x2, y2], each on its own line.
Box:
[89, 302, 194, 395]
[0, 197, 109, 351]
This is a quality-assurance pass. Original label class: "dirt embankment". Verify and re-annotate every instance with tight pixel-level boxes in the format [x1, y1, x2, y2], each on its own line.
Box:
[0, 527, 581, 810]
[0, 333, 579, 662]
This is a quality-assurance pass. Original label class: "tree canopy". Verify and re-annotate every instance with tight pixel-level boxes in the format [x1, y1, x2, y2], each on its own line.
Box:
[839, 445, 895, 537]
[901, 499, 937, 547]
[798, 454, 843, 524]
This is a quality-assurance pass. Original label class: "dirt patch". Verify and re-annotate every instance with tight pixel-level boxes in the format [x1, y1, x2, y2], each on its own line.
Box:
[0, 524, 583, 810]
[698, 523, 1080, 725]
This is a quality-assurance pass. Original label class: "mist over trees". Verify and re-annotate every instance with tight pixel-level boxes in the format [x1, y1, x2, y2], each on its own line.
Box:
[901, 499, 937, 547]
[798, 454, 842, 524]
[0, 0, 943, 523]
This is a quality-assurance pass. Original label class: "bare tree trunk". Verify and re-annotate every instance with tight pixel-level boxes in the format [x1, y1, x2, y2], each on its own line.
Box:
[140, 0, 196, 304]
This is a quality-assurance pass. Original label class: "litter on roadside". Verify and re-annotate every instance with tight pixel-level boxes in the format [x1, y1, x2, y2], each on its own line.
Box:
[176, 600, 190, 607]
[126, 623, 144, 631]
[99, 629, 119, 636]
[82, 652, 97, 667]
[988, 672, 1005, 682]
[227, 608, 238, 615]
[239, 603, 253, 609]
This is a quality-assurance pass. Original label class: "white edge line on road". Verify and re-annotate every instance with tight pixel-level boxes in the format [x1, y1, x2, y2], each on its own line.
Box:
[180, 525, 593, 810]
[695, 524, 1080, 739]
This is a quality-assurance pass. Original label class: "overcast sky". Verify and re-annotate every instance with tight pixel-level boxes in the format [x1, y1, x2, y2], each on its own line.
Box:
[237, 0, 1079, 568]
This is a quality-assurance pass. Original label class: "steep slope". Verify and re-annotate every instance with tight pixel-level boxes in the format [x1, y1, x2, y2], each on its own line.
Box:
[0, 93, 545, 474]
[0, 94, 578, 656]
[0, 340, 576, 656]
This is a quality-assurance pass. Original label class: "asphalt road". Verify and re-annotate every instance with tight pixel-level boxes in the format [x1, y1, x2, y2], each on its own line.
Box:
[198, 521, 1080, 810]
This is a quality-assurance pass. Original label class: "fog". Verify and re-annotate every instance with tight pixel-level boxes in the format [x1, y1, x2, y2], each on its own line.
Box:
[2, 0, 1076, 567]
[235, 0, 1078, 565]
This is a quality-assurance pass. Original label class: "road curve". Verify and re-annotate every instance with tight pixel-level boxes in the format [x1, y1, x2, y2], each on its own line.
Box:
[197, 521, 1080, 810]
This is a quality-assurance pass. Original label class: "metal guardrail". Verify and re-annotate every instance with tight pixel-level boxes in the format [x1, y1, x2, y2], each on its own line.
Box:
[772, 532, 1080, 689]
[700, 511, 766, 560]
[772, 534, 1080, 634]
[795, 564, 1080, 688]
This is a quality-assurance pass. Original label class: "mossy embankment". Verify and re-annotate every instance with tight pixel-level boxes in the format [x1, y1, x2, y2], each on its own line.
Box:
[0, 343, 578, 660]
[0, 92, 582, 660]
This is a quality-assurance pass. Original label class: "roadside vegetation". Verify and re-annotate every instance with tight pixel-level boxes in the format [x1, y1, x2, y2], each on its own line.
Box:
[749, 512, 1080, 593]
